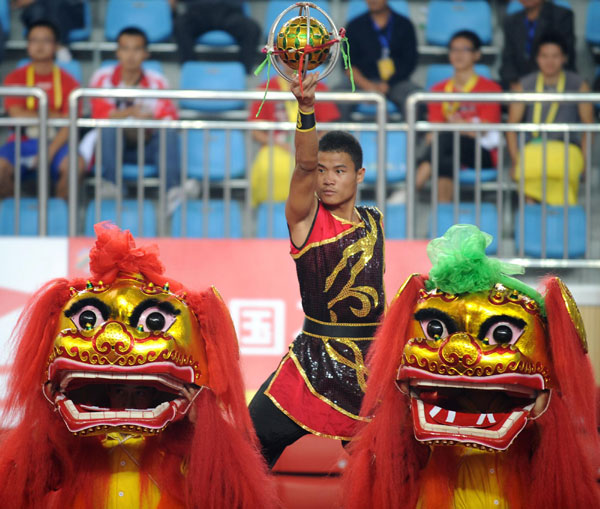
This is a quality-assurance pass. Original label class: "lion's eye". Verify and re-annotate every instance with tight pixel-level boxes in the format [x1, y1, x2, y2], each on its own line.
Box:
[420, 318, 449, 341]
[70, 305, 105, 331]
[135, 306, 177, 333]
[482, 321, 524, 346]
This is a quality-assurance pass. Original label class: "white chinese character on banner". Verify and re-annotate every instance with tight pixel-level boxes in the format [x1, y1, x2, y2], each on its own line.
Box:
[229, 299, 286, 355]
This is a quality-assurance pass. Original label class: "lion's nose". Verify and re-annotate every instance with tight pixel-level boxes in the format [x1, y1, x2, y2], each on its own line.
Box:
[94, 322, 133, 358]
[439, 333, 482, 371]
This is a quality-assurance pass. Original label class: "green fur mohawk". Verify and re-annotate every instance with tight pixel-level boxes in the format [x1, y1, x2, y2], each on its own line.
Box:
[425, 224, 545, 313]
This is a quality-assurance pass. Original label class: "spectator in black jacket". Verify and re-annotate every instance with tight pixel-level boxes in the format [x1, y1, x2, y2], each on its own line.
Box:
[500, 0, 575, 90]
[345, 0, 419, 117]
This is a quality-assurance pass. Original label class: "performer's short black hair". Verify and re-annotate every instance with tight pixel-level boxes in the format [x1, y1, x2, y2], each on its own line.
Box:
[117, 26, 149, 48]
[535, 31, 568, 56]
[27, 19, 60, 43]
[449, 30, 481, 51]
[318, 131, 363, 171]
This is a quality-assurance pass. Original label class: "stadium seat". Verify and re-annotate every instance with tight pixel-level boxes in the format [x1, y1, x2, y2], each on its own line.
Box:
[459, 168, 498, 184]
[0, 198, 68, 236]
[84, 199, 157, 237]
[17, 59, 83, 84]
[363, 200, 405, 239]
[586, 1, 600, 46]
[0, 0, 9, 34]
[256, 201, 288, 239]
[120, 164, 158, 180]
[430, 202, 498, 253]
[514, 204, 586, 258]
[196, 3, 251, 46]
[171, 199, 243, 238]
[360, 131, 406, 184]
[186, 129, 246, 180]
[424, 64, 493, 91]
[507, 0, 571, 16]
[179, 62, 246, 111]
[354, 99, 398, 116]
[105, 0, 172, 43]
[68, 0, 92, 42]
[425, 1, 492, 46]
[345, 0, 409, 21]
[264, 0, 331, 39]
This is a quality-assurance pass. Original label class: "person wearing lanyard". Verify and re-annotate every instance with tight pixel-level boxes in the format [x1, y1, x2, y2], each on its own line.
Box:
[344, 0, 419, 118]
[500, 0, 575, 91]
[507, 32, 593, 206]
[0, 19, 82, 200]
[415, 31, 502, 203]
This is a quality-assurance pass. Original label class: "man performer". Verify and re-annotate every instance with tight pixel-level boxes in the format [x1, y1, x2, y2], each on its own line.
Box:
[249, 71, 386, 467]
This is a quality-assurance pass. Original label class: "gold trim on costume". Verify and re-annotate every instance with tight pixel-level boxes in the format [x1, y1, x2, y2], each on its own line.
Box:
[291, 222, 364, 259]
[302, 330, 374, 341]
[392, 273, 422, 302]
[323, 338, 369, 392]
[304, 315, 380, 328]
[556, 278, 588, 352]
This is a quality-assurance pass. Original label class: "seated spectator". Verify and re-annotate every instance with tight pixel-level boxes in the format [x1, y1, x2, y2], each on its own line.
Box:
[500, 0, 575, 91]
[248, 74, 340, 207]
[507, 32, 593, 206]
[170, 0, 260, 75]
[416, 31, 501, 203]
[88, 27, 181, 191]
[15, 0, 87, 61]
[0, 19, 82, 199]
[344, 0, 419, 118]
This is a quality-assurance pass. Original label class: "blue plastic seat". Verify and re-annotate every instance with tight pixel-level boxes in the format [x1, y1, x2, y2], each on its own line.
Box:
[426, 1, 492, 46]
[425, 64, 493, 91]
[0, 198, 68, 236]
[459, 168, 498, 184]
[17, 58, 83, 84]
[186, 129, 246, 180]
[171, 199, 243, 238]
[68, 0, 92, 42]
[355, 99, 398, 116]
[105, 0, 172, 43]
[430, 202, 498, 253]
[84, 199, 157, 237]
[256, 202, 288, 238]
[179, 62, 246, 111]
[507, 0, 570, 16]
[264, 0, 331, 39]
[196, 3, 251, 46]
[360, 131, 406, 184]
[515, 204, 586, 258]
[384, 203, 406, 239]
[346, 0, 409, 21]
[0, 0, 10, 33]
[121, 164, 158, 179]
[586, 2, 600, 46]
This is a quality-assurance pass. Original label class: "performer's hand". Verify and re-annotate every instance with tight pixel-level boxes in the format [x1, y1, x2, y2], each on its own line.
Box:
[291, 71, 319, 111]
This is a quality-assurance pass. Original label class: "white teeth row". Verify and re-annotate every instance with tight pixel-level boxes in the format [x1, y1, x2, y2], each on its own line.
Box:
[59, 371, 185, 392]
[417, 399, 524, 439]
[63, 399, 171, 421]
[410, 379, 537, 397]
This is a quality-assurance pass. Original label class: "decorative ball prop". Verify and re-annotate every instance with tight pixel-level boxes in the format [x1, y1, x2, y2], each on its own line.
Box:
[276, 15, 331, 71]
[262, 2, 343, 83]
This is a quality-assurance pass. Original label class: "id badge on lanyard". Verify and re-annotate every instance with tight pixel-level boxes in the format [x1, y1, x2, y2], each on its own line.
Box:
[375, 17, 395, 82]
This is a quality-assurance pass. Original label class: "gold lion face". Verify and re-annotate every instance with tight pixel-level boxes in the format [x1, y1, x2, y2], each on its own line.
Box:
[398, 284, 552, 451]
[45, 273, 208, 436]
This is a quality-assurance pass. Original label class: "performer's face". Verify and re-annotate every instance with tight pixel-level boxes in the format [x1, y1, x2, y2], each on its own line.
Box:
[316, 151, 365, 208]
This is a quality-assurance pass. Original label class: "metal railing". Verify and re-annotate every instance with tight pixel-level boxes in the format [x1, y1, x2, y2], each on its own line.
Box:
[67, 88, 387, 236]
[406, 91, 600, 266]
[0, 86, 48, 234]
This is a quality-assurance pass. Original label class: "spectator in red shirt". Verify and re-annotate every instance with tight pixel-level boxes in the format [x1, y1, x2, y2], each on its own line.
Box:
[417, 30, 502, 202]
[0, 20, 81, 199]
[88, 27, 181, 189]
[248, 75, 340, 206]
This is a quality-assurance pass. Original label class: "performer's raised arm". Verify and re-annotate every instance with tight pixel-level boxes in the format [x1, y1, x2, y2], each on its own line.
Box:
[285, 72, 320, 246]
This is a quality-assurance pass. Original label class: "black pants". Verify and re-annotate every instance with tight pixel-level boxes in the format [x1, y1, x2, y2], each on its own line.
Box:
[173, 3, 261, 74]
[418, 132, 495, 178]
[21, 0, 85, 45]
[248, 372, 309, 469]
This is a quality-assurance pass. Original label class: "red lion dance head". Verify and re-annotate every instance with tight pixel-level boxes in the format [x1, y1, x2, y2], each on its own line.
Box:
[345, 224, 599, 508]
[0, 222, 275, 509]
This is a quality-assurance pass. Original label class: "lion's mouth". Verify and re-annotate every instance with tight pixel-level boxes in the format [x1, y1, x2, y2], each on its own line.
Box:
[397, 368, 549, 450]
[47, 367, 200, 435]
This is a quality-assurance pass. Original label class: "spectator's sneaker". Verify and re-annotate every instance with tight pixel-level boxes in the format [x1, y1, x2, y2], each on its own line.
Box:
[56, 46, 72, 62]
[388, 189, 406, 204]
[167, 179, 201, 216]
[89, 179, 119, 199]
